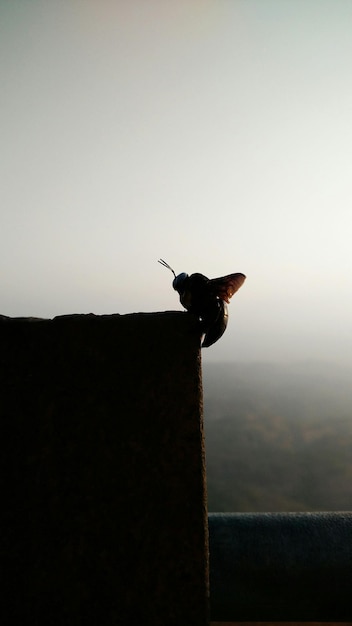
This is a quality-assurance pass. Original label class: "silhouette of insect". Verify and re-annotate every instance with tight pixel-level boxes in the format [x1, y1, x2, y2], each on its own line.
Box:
[158, 259, 246, 347]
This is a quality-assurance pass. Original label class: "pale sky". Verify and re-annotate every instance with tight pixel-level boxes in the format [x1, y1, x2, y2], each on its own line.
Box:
[1, 0, 352, 363]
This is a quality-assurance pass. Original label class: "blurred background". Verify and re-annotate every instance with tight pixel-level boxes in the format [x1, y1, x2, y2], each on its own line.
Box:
[2, 0, 352, 363]
[2, 1, 352, 510]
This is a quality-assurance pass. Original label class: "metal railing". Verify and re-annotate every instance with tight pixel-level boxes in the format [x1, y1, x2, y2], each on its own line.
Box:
[209, 511, 352, 622]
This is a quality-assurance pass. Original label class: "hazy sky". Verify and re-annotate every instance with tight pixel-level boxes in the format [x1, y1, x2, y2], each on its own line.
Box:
[2, 0, 352, 363]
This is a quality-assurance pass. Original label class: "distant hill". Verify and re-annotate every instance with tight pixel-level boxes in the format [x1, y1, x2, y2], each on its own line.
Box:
[202, 361, 352, 512]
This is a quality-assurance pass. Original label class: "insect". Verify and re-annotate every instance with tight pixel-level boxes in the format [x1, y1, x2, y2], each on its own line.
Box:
[158, 259, 246, 347]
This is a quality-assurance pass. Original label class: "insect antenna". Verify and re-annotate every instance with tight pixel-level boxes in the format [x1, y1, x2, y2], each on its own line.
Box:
[158, 258, 176, 278]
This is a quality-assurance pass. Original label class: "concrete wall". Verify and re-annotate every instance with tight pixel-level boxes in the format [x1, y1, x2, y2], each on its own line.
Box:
[1, 312, 209, 625]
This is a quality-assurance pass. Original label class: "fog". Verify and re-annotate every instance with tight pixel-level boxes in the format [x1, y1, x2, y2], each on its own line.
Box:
[2, 1, 352, 366]
[203, 360, 352, 511]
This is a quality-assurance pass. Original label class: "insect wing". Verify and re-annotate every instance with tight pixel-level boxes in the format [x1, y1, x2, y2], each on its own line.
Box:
[209, 273, 246, 303]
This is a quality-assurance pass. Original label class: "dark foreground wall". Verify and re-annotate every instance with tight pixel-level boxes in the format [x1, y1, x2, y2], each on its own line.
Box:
[1, 312, 209, 626]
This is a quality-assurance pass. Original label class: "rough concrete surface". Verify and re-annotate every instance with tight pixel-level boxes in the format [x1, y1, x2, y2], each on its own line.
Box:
[1, 312, 209, 625]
